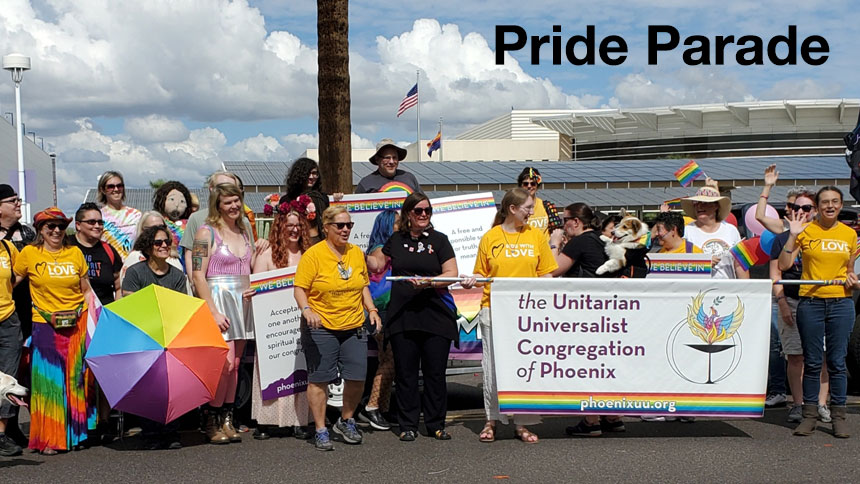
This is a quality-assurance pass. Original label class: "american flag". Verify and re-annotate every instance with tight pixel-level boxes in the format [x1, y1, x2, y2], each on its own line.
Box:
[396, 84, 418, 117]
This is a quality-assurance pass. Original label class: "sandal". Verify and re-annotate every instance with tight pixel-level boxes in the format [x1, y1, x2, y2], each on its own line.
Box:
[515, 427, 539, 444]
[434, 429, 452, 440]
[41, 447, 59, 456]
[479, 422, 495, 442]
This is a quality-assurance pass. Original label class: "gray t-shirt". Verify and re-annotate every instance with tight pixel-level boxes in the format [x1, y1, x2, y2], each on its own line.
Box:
[122, 261, 188, 294]
[355, 169, 423, 194]
[179, 209, 255, 251]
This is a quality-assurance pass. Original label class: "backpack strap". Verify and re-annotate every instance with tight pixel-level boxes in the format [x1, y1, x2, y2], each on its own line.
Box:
[1, 240, 13, 284]
[101, 241, 115, 266]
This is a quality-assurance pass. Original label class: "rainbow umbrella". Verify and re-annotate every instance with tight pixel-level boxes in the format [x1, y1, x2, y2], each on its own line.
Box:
[85, 285, 228, 424]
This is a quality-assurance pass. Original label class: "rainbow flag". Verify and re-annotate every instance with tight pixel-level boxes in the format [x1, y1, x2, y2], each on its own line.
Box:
[674, 160, 704, 187]
[664, 198, 682, 209]
[730, 238, 769, 271]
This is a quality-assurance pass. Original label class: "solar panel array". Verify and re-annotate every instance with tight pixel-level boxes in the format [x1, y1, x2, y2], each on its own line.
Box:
[223, 155, 847, 186]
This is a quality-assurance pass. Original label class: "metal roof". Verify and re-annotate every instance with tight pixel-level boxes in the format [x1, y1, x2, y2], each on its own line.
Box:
[225, 155, 848, 187]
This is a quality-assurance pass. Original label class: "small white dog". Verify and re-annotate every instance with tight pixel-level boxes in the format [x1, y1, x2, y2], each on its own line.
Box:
[595, 215, 650, 276]
[0, 370, 28, 408]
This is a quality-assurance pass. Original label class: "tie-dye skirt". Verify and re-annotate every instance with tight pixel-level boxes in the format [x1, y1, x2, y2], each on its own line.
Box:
[28, 312, 97, 452]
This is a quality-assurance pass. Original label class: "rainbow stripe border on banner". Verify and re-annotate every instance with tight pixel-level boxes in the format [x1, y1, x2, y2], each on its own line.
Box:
[330, 197, 405, 213]
[648, 258, 711, 275]
[250, 273, 295, 295]
[498, 391, 764, 417]
[433, 196, 496, 214]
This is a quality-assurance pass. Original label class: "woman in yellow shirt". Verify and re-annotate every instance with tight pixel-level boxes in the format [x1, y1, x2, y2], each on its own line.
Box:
[294, 206, 381, 451]
[12, 208, 95, 455]
[517, 167, 562, 237]
[778, 187, 858, 438]
[473, 188, 558, 444]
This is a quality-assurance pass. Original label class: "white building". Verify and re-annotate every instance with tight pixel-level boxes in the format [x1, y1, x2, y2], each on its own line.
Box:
[305, 99, 860, 163]
[0, 116, 55, 215]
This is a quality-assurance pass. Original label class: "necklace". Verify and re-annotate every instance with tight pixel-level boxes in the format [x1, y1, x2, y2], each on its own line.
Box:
[501, 225, 523, 248]
[326, 241, 353, 280]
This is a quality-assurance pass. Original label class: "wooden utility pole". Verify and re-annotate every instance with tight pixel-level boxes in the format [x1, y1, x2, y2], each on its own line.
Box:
[317, 0, 353, 193]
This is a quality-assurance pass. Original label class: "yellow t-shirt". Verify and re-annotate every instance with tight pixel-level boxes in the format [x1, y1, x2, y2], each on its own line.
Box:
[14, 245, 88, 323]
[1, 241, 20, 321]
[473, 225, 558, 308]
[295, 242, 369, 330]
[795, 221, 858, 298]
[528, 197, 549, 236]
[659, 240, 704, 254]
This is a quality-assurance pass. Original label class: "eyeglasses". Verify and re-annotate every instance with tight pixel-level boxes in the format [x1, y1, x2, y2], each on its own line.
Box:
[79, 219, 105, 226]
[105, 183, 124, 191]
[152, 239, 171, 247]
[45, 222, 68, 232]
[521, 181, 538, 187]
[285, 224, 301, 230]
[563, 216, 578, 223]
[788, 203, 814, 213]
[411, 207, 432, 216]
[327, 222, 354, 230]
[379, 155, 398, 161]
[0, 197, 22, 205]
[308, 170, 319, 177]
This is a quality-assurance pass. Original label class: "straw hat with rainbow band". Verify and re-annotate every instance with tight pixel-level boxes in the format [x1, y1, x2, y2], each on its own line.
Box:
[680, 186, 732, 222]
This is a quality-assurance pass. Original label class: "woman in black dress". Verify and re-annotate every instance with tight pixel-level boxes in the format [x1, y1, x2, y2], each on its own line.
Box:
[368, 193, 474, 441]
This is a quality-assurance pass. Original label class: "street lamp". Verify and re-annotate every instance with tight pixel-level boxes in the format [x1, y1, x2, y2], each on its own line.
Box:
[3, 53, 31, 222]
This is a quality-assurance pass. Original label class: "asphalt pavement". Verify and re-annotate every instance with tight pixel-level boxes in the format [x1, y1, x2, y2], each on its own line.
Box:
[4, 373, 860, 483]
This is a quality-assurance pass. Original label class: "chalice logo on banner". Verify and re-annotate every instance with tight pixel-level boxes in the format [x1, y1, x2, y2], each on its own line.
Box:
[666, 290, 745, 384]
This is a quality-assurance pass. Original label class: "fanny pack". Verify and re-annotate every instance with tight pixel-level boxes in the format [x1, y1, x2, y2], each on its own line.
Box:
[33, 303, 83, 329]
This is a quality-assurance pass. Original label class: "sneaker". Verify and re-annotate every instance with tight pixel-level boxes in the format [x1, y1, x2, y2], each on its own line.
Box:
[565, 419, 602, 437]
[332, 418, 363, 444]
[358, 408, 391, 431]
[314, 428, 334, 451]
[765, 393, 787, 407]
[640, 416, 677, 422]
[818, 405, 832, 423]
[0, 433, 23, 457]
[787, 404, 803, 423]
[600, 417, 626, 433]
[678, 417, 696, 423]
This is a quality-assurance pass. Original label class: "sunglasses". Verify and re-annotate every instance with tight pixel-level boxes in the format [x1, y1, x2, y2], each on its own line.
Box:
[521, 181, 538, 187]
[412, 207, 432, 216]
[45, 222, 68, 232]
[105, 183, 124, 191]
[152, 239, 171, 247]
[788, 203, 814, 213]
[80, 219, 105, 226]
[327, 222, 355, 230]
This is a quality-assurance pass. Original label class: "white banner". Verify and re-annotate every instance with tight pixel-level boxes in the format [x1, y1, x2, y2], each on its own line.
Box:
[429, 193, 497, 358]
[330, 192, 407, 251]
[646, 253, 712, 279]
[250, 267, 307, 401]
[490, 278, 771, 417]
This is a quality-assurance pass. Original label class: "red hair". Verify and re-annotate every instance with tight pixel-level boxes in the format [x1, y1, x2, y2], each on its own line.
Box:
[269, 210, 311, 268]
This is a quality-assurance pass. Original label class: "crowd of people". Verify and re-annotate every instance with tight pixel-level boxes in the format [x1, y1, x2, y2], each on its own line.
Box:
[0, 140, 857, 456]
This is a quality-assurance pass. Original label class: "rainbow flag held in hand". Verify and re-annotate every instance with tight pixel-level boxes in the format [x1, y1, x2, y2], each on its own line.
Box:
[674, 160, 704, 187]
[730, 238, 769, 271]
[664, 198, 682, 209]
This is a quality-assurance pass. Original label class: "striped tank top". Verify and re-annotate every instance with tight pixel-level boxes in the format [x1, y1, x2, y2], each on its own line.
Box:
[204, 224, 251, 277]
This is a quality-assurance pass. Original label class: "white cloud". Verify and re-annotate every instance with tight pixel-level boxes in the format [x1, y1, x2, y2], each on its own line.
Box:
[607, 68, 756, 108]
[124, 115, 190, 143]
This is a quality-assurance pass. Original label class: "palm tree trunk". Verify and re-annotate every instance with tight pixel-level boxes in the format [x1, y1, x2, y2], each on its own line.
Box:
[317, 0, 352, 194]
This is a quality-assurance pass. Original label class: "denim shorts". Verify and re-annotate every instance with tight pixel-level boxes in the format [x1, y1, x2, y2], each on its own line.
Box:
[302, 326, 367, 383]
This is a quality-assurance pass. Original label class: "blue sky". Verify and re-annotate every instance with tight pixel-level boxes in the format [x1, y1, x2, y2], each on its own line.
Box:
[0, 0, 856, 211]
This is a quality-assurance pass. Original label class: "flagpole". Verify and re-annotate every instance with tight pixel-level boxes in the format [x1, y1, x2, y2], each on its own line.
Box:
[416, 70, 421, 162]
[439, 116, 443, 162]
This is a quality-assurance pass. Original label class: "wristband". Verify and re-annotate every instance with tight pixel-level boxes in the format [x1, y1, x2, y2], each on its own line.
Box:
[783, 248, 793, 254]
[301, 306, 310, 313]
[760, 195, 768, 200]
[550, 245, 558, 249]
[368, 308, 379, 313]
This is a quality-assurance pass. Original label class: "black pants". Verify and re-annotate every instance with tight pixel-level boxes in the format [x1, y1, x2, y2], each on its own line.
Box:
[390, 331, 451, 434]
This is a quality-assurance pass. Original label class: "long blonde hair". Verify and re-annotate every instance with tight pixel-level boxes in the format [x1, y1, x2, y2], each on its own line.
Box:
[493, 188, 532, 227]
[206, 183, 246, 231]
